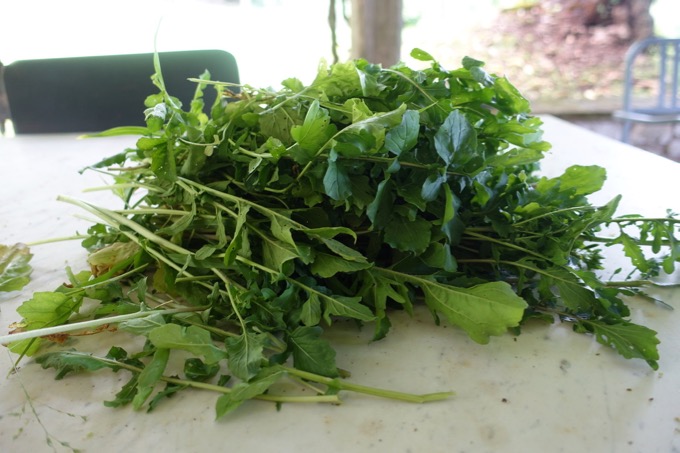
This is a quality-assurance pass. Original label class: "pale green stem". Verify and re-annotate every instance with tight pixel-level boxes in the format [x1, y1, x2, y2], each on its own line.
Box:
[179, 177, 305, 231]
[463, 230, 550, 261]
[82, 183, 161, 193]
[212, 268, 247, 331]
[78, 354, 341, 404]
[511, 206, 598, 227]
[25, 235, 88, 246]
[0, 307, 204, 345]
[283, 366, 454, 403]
[113, 208, 189, 216]
[57, 195, 191, 256]
[610, 217, 680, 224]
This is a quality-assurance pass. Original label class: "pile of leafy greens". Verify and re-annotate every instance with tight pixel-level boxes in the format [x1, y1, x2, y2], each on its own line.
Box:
[2, 49, 679, 418]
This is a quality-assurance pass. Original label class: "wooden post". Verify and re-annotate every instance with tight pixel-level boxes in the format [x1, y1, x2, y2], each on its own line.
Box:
[350, 0, 403, 67]
[627, 0, 654, 41]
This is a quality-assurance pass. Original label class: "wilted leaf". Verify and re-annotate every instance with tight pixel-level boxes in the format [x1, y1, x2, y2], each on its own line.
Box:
[0, 243, 33, 293]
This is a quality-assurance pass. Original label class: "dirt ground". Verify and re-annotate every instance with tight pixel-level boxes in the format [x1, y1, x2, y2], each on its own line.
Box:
[447, 1, 680, 162]
[470, 1, 639, 104]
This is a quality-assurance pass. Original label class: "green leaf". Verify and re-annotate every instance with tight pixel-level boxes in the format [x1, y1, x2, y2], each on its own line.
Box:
[156, 201, 196, 236]
[421, 173, 446, 202]
[294, 277, 375, 324]
[303, 226, 357, 242]
[269, 214, 296, 247]
[0, 243, 33, 292]
[225, 331, 267, 381]
[319, 237, 368, 263]
[462, 56, 485, 70]
[384, 109, 420, 156]
[613, 232, 651, 274]
[468, 65, 495, 86]
[300, 294, 322, 326]
[184, 358, 220, 382]
[361, 270, 412, 340]
[434, 111, 477, 166]
[261, 236, 302, 274]
[224, 204, 250, 266]
[118, 312, 167, 336]
[333, 128, 377, 157]
[323, 150, 353, 201]
[357, 68, 383, 98]
[147, 382, 186, 412]
[583, 320, 660, 370]
[81, 150, 129, 172]
[282, 77, 305, 92]
[384, 216, 432, 254]
[310, 252, 372, 278]
[344, 103, 406, 135]
[290, 99, 337, 158]
[493, 76, 531, 114]
[35, 350, 112, 379]
[9, 291, 84, 356]
[322, 294, 375, 324]
[136, 136, 167, 151]
[105, 374, 140, 408]
[537, 165, 607, 197]
[215, 368, 285, 419]
[150, 142, 177, 181]
[419, 279, 528, 344]
[260, 109, 297, 145]
[471, 180, 492, 207]
[81, 126, 151, 138]
[363, 270, 410, 310]
[410, 48, 435, 61]
[148, 324, 227, 365]
[289, 326, 339, 377]
[312, 60, 362, 99]
[546, 266, 600, 312]
[441, 184, 464, 244]
[133, 348, 170, 410]
[486, 147, 544, 168]
[367, 178, 395, 228]
[422, 243, 458, 273]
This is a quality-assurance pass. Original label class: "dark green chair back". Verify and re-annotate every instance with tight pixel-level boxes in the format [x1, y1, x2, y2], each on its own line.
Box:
[4, 49, 239, 134]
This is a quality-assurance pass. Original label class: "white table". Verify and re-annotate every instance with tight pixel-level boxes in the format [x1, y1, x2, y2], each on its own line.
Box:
[1, 116, 679, 453]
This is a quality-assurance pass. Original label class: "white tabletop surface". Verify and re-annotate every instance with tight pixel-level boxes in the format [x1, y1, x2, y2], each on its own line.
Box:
[1, 115, 679, 453]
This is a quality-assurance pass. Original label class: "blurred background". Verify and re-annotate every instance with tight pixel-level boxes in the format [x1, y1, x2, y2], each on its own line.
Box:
[1, 0, 679, 156]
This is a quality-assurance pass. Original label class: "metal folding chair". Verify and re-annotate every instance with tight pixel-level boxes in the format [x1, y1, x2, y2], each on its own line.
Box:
[3, 50, 239, 134]
[613, 37, 680, 143]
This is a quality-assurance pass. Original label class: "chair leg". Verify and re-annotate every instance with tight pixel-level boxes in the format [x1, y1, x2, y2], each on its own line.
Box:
[622, 120, 632, 143]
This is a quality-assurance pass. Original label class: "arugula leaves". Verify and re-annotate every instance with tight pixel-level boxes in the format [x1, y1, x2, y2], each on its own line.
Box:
[0, 243, 33, 292]
[4, 48, 680, 416]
